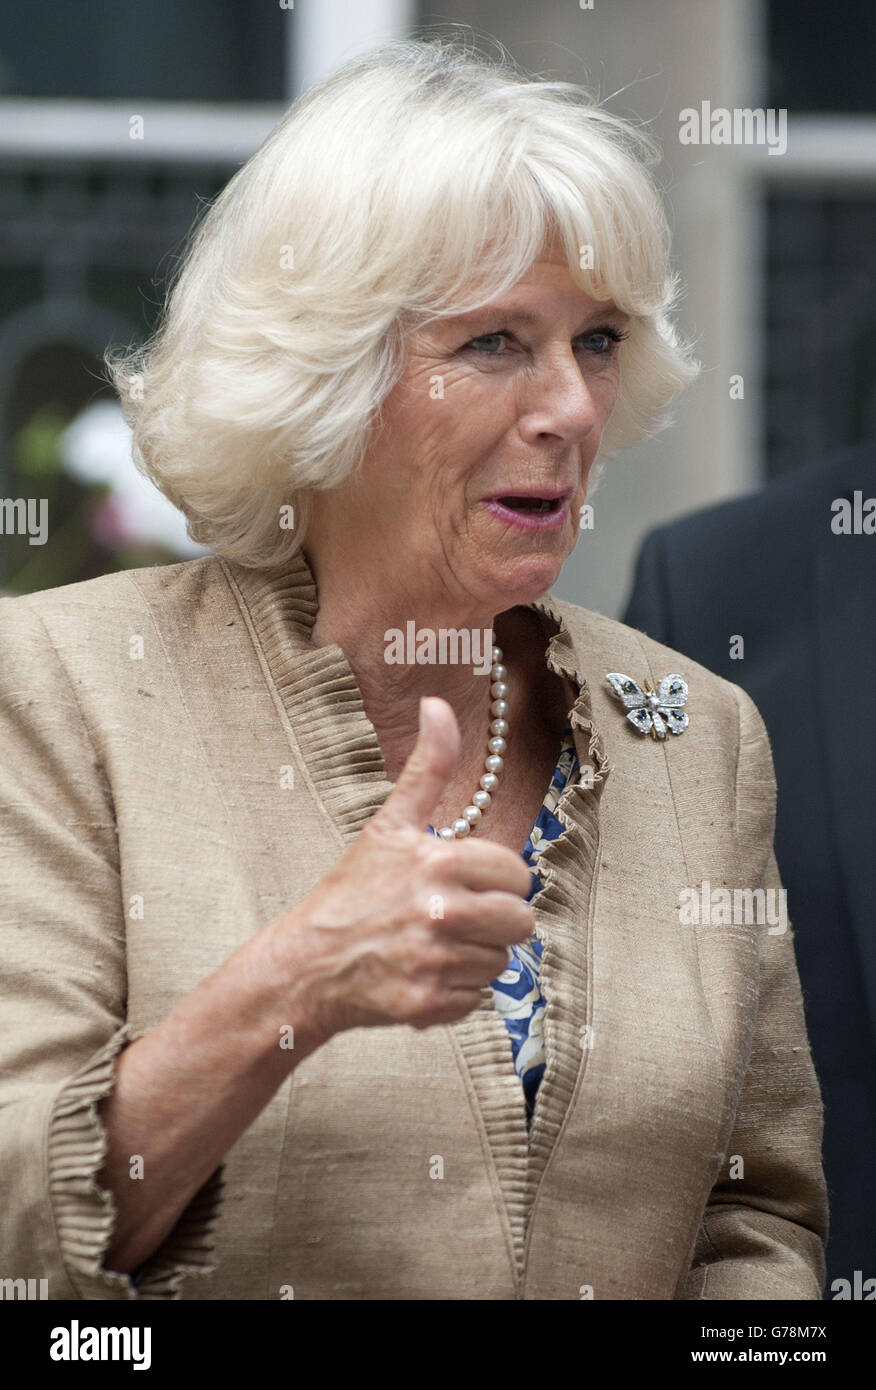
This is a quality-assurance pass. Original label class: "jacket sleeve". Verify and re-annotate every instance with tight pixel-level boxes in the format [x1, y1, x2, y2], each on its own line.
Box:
[0, 596, 222, 1299]
[676, 684, 829, 1299]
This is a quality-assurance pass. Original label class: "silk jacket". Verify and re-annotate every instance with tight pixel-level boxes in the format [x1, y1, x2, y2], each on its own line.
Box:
[0, 552, 828, 1299]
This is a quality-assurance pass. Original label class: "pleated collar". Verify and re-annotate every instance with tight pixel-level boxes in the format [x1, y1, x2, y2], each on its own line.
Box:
[220, 546, 610, 826]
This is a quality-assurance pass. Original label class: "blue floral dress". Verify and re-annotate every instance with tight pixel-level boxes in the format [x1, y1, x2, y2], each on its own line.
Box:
[428, 729, 580, 1129]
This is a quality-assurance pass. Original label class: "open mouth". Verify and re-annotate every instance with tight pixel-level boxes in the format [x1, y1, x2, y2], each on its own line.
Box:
[494, 495, 562, 514]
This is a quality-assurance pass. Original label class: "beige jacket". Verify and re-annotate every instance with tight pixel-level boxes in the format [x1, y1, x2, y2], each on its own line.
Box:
[0, 552, 828, 1300]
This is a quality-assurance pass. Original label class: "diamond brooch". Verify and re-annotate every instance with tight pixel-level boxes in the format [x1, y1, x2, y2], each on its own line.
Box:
[605, 672, 689, 740]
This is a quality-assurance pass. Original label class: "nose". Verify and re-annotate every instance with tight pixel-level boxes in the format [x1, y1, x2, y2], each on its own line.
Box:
[514, 348, 605, 451]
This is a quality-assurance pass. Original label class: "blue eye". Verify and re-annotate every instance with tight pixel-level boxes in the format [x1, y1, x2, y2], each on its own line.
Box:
[463, 324, 629, 357]
[578, 328, 629, 354]
[466, 332, 513, 354]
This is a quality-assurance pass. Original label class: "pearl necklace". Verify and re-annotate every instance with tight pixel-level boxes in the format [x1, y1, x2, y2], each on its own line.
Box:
[435, 644, 509, 840]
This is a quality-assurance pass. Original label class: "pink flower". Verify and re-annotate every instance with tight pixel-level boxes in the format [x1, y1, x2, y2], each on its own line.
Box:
[90, 495, 138, 548]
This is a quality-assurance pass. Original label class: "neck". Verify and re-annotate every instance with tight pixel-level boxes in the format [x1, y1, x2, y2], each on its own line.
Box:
[304, 549, 524, 781]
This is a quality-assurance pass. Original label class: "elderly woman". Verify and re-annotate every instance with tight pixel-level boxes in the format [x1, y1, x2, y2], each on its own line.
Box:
[0, 40, 827, 1301]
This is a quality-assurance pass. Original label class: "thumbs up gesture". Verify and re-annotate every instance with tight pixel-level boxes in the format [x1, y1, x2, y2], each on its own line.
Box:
[264, 697, 535, 1042]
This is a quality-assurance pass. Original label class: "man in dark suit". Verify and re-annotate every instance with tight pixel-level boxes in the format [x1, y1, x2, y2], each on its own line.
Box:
[624, 438, 876, 1298]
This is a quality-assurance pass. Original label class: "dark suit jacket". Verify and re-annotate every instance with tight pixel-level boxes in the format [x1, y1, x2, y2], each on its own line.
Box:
[624, 439, 876, 1296]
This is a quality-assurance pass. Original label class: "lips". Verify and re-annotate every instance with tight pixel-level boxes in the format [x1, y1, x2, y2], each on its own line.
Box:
[481, 489, 574, 532]
[487, 488, 574, 514]
[495, 496, 560, 514]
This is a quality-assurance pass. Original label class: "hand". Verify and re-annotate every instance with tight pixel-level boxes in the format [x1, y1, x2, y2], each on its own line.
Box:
[265, 696, 535, 1039]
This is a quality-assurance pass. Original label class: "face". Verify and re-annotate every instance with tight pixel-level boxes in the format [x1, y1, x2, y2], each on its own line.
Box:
[308, 245, 629, 615]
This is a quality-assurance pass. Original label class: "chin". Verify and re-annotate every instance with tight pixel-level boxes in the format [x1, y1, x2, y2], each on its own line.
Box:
[485, 551, 568, 609]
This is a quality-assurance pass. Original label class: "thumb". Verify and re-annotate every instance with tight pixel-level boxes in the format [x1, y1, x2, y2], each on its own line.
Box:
[375, 696, 460, 833]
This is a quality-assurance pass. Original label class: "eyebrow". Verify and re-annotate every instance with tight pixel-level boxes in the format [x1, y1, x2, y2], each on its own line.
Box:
[454, 302, 629, 330]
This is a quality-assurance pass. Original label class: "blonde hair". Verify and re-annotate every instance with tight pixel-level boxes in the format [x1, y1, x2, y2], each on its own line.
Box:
[105, 38, 700, 569]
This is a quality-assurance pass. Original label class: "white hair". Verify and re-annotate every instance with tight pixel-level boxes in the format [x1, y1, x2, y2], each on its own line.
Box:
[105, 38, 700, 569]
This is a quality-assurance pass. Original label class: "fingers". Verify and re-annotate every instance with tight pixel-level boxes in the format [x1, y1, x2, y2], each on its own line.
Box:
[372, 697, 460, 833]
[429, 839, 534, 899]
[440, 940, 519, 988]
[430, 889, 535, 947]
[407, 986, 485, 1029]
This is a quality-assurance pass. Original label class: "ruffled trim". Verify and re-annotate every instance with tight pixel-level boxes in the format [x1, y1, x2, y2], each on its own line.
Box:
[220, 550, 612, 1279]
[133, 1165, 225, 1300]
[48, 1024, 223, 1300]
[48, 1025, 137, 1299]
[519, 601, 609, 1251]
[222, 555, 394, 844]
[447, 994, 532, 1274]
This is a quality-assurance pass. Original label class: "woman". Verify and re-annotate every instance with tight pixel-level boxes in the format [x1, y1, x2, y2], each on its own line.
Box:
[0, 40, 827, 1300]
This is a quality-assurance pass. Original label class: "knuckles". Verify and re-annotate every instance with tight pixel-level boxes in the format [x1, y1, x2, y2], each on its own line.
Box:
[310, 812, 535, 1034]
[407, 938, 460, 979]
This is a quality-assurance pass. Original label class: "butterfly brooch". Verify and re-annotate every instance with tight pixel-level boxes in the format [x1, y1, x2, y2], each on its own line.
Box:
[605, 672, 689, 740]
